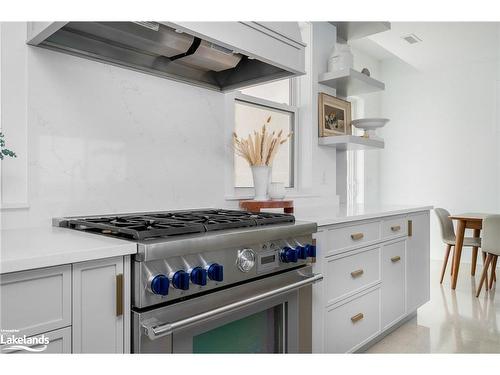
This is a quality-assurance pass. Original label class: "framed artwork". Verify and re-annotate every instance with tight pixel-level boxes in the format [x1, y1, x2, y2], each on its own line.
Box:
[318, 93, 352, 137]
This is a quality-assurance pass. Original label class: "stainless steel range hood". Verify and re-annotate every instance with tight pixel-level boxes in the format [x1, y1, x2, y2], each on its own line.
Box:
[27, 22, 306, 92]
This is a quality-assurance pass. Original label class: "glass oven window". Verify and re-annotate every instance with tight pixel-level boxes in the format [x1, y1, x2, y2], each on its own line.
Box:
[192, 304, 284, 353]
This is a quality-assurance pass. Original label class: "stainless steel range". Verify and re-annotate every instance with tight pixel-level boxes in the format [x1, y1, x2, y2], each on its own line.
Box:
[54, 209, 322, 353]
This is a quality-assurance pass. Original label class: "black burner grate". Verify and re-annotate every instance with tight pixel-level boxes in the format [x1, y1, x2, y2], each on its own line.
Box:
[66, 209, 294, 240]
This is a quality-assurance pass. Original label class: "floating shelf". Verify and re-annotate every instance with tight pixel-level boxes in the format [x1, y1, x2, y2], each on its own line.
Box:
[318, 135, 384, 150]
[329, 22, 391, 42]
[318, 68, 385, 97]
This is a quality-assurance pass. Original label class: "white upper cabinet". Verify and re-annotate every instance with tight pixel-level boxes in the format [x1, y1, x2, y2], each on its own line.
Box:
[26, 22, 306, 92]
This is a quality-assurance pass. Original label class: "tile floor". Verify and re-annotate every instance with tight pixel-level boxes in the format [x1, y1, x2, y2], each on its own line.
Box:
[366, 259, 500, 353]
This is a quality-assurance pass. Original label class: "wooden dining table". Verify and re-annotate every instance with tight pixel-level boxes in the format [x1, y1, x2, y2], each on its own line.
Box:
[449, 213, 492, 289]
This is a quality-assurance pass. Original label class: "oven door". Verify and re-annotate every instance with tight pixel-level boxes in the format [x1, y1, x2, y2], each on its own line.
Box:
[133, 266, 322, 353]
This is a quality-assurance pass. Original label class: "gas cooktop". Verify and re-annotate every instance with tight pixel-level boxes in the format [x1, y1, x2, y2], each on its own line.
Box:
[56, 209, 295, 240]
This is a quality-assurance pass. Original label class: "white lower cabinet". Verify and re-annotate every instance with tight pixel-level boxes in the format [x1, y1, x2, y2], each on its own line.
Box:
[40, 327, 72, 353]
[0, 255, 130, 354]
[325, 287, 381, 353]
[0, 265, 71, 337]
[72, 256, 128, 353]
[325, 246, 380, 304]
[407, 212, 431, 313]
[314, 210, 430, 353]
[381, 240, 406, 330]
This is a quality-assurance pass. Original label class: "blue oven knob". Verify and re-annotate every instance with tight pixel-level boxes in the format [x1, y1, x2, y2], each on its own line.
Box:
[172, 270, 190, 290]
[150, 274, 169, 296]
[207, 263, 224, 282]
[190, 267, 208, 286]
[296, 245, 307, 260]
[280, 246, 298, 263]
[305, 244, 316, 258]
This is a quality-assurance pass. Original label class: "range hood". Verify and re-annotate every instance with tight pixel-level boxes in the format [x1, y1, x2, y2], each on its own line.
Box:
[27, 22, 306, 92]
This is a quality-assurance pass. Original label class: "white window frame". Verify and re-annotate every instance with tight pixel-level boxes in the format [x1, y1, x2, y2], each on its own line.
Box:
[224, 80, 299, 200]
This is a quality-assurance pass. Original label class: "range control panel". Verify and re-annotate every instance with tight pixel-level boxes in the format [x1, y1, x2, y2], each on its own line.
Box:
[133, 235, 316, 309]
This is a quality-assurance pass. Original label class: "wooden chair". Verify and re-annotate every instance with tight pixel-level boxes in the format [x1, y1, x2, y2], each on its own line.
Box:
[476, 215, 500, 297]
[435, 208, 482, 284]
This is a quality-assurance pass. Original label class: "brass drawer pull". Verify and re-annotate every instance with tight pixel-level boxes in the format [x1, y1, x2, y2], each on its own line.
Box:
[408, 220, 413, 237]
[351, 233, 364, 241]
[391, 256, 401, 263]
[391, 225, 401, 232]
[350, 269, 364, 278]
[116, 273, 124, 317]
[351, 313, 364, 323]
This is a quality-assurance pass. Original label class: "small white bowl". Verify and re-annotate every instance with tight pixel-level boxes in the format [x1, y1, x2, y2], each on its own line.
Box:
[268, 182, 286, 200]
[352, 118, 390, 138]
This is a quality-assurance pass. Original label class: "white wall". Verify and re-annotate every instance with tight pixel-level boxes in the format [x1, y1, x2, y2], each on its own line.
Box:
[378, 56, 499, 261]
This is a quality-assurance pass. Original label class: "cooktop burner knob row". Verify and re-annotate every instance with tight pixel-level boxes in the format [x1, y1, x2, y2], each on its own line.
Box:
[280, 246, 298, 263]
[172, 270, 190, 290]
[150, 274, 170, 296]
[207, 263, 224, 282]
[296, 245, 307, 260]
[190, 267, 208, 286]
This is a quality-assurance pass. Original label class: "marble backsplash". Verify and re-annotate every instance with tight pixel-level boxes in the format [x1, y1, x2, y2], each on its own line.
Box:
[2, 25, 231, 229]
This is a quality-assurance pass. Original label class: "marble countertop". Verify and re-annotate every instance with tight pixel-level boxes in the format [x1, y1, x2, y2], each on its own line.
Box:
[1, 227, 137, 274]
[294, 203, 433, 227]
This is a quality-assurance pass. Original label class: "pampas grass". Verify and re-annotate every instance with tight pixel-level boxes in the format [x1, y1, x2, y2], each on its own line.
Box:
[233, 116, 293, 166]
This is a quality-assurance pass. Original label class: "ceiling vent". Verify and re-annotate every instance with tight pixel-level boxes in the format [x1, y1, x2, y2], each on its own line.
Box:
[402, 34, 422, 44]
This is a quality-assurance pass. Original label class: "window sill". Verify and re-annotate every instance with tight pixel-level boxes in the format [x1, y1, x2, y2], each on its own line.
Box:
[0, 202, 30, 210]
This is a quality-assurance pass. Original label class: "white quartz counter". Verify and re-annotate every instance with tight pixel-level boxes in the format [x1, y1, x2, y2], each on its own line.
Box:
[294, 203, 433, 227]
[0, 227, 137, 274]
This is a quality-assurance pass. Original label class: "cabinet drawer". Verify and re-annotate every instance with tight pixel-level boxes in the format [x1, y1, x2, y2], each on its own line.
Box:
[381, 240, 406, 329]
[325, 246, 380, 304]
[0, 327, 72, 354]
[382, 216, 407, 239]
[325, 287, 381, 353]
[325, 221, 381, 255]
[0, 265, 71, 337]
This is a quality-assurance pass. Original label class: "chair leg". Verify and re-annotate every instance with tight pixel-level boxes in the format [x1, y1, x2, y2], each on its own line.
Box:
[489, 255, 498, 290]
[482, 251, 489, 288]
[451, 246, 455, 276]
[471, 247, 478, 276]
[441, 244, 452, 284]
[477, 254, 493, 297]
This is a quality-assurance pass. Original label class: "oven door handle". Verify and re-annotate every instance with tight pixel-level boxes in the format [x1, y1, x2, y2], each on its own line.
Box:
[142, 272, 323, 340]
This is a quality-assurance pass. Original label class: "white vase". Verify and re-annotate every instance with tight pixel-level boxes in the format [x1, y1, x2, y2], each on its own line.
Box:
[251, 165, 270, 201]
[267, 166, 273, 192]
[328, 43, 353, 73]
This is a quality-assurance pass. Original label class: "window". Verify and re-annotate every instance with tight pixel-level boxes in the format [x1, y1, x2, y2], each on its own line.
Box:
[240, 79, 292, 105]
[233, 79, 297, 189]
